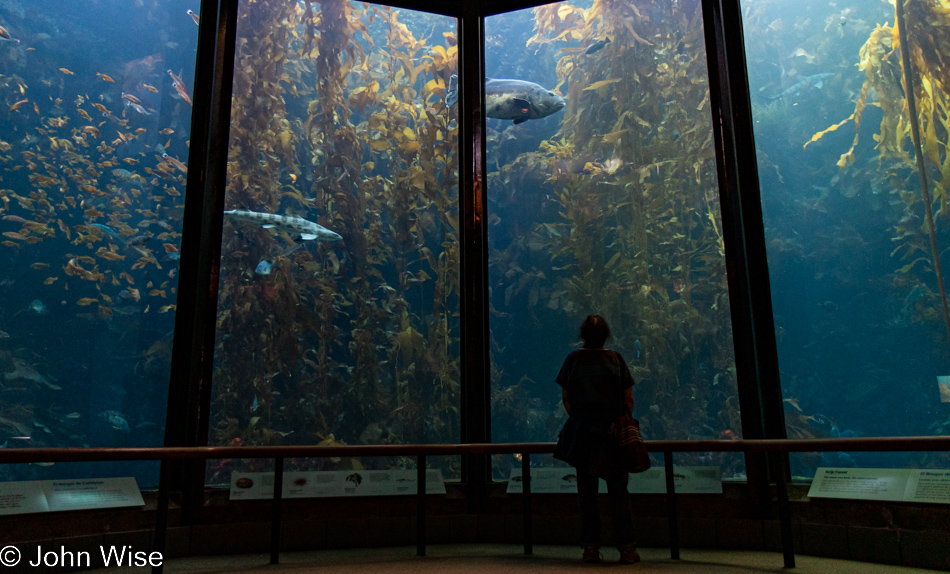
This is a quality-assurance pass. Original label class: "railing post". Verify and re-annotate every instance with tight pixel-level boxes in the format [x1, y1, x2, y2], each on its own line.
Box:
[664, 451, 679, 560]
[522, 453, 532, 555]
[772, 453, 796, 568]
[417, 454, 427, 556]
[151, 459, 171, 574]
[271, 457, 284, 564]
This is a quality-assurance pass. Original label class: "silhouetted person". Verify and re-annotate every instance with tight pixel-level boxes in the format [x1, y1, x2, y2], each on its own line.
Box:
[555, 314, 638, 564]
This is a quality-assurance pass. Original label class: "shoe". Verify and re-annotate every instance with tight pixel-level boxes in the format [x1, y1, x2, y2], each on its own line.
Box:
[618, 546, 640, 564]
[582, 545, 602, 563]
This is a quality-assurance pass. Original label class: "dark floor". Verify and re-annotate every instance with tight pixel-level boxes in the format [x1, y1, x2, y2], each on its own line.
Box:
[86, 545, 945, 574]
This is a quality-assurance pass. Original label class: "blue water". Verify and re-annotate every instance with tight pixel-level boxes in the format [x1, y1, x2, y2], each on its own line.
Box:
[2, 0, 947, 494]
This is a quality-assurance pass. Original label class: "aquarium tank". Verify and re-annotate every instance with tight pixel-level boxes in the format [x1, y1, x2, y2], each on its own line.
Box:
[206, 1, 460, 484]
[0, 0, 193, 486]
[2, 0, 947, 493]
[742, 0, 950, 477]
[485, 0, 743, 480]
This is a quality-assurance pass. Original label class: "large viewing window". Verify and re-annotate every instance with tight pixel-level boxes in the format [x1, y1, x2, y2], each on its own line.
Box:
[485, 0, 742, 480]
[0, 0, 193, 486]
[743, 0, 950, 477]
[207, 1, 460, 484]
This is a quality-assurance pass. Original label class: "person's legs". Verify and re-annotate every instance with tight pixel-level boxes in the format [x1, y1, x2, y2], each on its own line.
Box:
[604, 469, 636, 549]
[576, 467, 601, 548]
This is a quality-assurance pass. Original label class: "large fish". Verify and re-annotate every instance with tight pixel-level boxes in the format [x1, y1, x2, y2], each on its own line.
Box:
[224, 210, 342, 242]
[445, 75, 565, 125]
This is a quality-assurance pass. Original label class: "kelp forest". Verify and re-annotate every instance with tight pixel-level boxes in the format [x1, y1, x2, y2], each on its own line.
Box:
[485, 0, 742, 479]
[209, 1, 460, 482]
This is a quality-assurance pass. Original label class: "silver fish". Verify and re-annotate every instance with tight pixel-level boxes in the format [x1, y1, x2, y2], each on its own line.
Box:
[224, 209, 342, 242]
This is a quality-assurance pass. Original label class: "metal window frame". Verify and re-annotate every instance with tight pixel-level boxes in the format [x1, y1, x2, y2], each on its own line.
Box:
[163, 0, 782, 518]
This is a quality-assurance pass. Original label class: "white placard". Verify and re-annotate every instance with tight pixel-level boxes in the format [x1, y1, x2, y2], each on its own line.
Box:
[232, 469, 445, 499]
[904, 470, 950, 504]
[0, 481, 50, 515]
[229, 472, 275, 500]
[43, 478, 144, 511]
[507, 466, 721, 494]
[283, 471, 344, 498]
[808, 468, 910, 501]
[628, 468, 666, 493]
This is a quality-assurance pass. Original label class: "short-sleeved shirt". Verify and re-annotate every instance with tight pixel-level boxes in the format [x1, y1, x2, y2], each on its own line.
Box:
[555, 349, 635, 417]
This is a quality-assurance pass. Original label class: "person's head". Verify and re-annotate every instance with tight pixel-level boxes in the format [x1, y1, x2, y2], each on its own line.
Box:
[579, 314, 610, 348]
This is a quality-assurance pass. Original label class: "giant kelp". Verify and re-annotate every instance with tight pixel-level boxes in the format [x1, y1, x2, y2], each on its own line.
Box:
[209, 0, 460, 481]
[489, 0, 740, 476]
[809, 0, 950, 356]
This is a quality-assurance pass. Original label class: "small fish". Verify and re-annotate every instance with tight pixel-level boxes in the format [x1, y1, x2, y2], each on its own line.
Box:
[143, 84, 159, 93]
[162, 152, 188, 173]
[187, 9, 200, 25]
[159, 128, 174, 135]
[90, 223, 122, 241]
[59, 68, 75, 75]
[585, 37, 611, 55]
[255, 259, 273, 275]
[0, 24, 20, 44]
[122, 93, 142, 106]
[10, 99, 29, 112]
[101, 410, 130, 433]
[32, 462, 55, 467]
[251, 395, 259, 412]
[634, 339, 642, 358]
[167, 69, 193, 105]
[769, 72, 834, 100]
[127, 102, 149, 115]
[97, 73, 115, 83]
[29, 299, 47, 314]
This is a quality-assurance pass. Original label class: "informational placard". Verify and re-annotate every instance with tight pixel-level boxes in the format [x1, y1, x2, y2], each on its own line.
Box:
[230, 469, 446, 500]
[506, 466, 721, 494]
[43, 478, 143, 512]
[0, 478, 144, 515]
[904, 470, 950, 504]
[0, 481, 50, 515]
[283, 471, 343, 498]
[229, 472, 275, 500]
[808, 468, 910, 501]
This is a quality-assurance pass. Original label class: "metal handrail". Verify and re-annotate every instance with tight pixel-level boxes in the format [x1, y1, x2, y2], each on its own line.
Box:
[2, 436, 948, 464]
[2, 436, 948, 573]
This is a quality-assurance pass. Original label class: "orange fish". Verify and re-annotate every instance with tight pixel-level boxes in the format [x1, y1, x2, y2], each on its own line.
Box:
[143, 84, 159, 93]
[9, 99, 28, 112]
[97, 73, 115, 83]
[59, 68, 75, 75]
[167, 69, 193, 106]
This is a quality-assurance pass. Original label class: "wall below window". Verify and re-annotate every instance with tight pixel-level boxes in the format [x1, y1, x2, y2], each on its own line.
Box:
[3, 484, 949, 571]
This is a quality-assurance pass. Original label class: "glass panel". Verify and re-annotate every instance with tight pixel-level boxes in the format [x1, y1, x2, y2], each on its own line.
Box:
[208, 1, 459, 485]
[0, 1, 192, 486]
[742, 0, 950, 478]
[486, 0, 742, 480]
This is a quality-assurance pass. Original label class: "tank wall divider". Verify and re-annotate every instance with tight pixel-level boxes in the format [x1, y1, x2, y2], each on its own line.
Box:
[458, 1, 491, 513]
[699, 0, 787, 515]
[163, 0, 240, 524]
